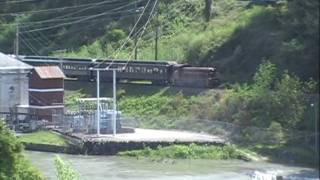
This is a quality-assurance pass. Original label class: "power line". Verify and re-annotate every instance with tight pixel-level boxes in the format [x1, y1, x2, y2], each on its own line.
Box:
[0, 0, 41, 5]
[16, 11, 141, 55]
[52, 0, 133, 21]
[125, 0, 158, 66]
[19, 35, 40, 55]
[21, 14, 130, 40]
[20, 1, 142, 34]
[0, 5, 141, 29]
[0, 0, 125, 16]
[95, 0, 152, 68]
[23, 31, 47, 48]
[21, 8, 138, 29]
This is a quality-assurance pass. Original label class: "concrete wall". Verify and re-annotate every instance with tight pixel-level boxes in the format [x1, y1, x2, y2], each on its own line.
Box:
[0, 71, 29, 113]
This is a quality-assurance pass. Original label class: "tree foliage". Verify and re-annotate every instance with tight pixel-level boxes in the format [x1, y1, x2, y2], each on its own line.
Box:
[0, 121, 43, 180]
[225, 61, 306, 129]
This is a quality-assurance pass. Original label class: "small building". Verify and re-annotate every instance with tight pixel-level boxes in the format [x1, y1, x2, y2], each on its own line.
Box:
[28, 66, 65, 122]
[0, 52, 32, 114]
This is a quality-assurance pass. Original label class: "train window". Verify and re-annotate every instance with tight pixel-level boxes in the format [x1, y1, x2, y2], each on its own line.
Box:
[153, 68, 158, 72]
[147, 68, 153, 74]
[135, 67, 141, 73]
[141, 67, 146, 73]
[78, 66, 87, 70]
[129, 67, 134, 73]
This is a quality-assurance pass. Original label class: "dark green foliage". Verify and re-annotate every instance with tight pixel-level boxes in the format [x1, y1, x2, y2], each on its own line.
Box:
[0, 0, 135, 55]
[219, 61, 306, 129]
[65, 89, 87, 110]
[0, 121, 43, 180]
[118, 144, 242, 160]
[203, 1, 319, 83]
[246, 143, 318, 167]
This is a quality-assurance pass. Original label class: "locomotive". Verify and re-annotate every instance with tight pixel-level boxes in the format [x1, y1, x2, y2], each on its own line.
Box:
[17, 55, 219, 88]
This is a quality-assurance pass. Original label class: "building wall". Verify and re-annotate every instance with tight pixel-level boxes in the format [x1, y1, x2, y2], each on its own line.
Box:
[28, 69, 65, 122]
[29, 73, 63, 89]
[0, 72, 29, 113]
[29, 92, 63, 106]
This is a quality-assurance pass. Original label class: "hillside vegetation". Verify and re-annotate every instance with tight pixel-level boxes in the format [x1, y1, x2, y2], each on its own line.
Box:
[0, 0, 318, 83]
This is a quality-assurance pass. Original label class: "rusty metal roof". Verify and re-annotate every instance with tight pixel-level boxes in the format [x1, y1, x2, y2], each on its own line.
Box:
[34, 66, 65, 79]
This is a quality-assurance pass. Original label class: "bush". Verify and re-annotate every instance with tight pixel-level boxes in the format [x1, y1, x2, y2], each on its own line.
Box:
[220, 61, 306, 129]
[55, 155, 79, 180]
[0, 121, 43, 180]
[267, 121, 284, 144]
[118, 144, 242, 160]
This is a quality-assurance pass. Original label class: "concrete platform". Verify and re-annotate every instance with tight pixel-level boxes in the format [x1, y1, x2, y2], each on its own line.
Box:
[52, 128, 227, 155]
[73, 128, 226, 144]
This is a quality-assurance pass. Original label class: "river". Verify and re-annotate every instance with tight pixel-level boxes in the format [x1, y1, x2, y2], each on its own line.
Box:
[26, 151, 319, 180]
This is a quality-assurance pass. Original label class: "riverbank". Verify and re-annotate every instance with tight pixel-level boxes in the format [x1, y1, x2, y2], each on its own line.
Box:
[26, 151, 320, 180]
[18, 130, 319, 168]
[18, 129, 247, 161]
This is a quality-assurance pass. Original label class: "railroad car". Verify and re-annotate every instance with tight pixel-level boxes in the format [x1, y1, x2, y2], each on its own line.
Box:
[16, 55, 219, 88]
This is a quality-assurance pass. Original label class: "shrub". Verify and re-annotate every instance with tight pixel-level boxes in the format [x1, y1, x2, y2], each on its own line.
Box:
[267, 121, 284, 144]
[0, 121, 43, 180]
[55, 155, 79, 180]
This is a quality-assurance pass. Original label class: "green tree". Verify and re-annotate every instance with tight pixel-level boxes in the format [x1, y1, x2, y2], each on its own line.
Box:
[0, 121, 43, 180]
[272, 72, 305, 128]
[225, 62, 306, 129]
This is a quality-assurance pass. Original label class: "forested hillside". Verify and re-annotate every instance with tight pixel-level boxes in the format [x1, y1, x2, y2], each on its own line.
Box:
[0, 0, 318, 83]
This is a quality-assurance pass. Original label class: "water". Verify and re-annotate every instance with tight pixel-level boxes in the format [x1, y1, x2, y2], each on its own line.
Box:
[25, 151, 319, 180]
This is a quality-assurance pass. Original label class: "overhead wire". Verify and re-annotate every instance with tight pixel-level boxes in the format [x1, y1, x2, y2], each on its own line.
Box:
[0, 0, 142, 29]
[21, 14, 128, 41]
[51, 0, 130, 21]
[20, 1, 143, 34]
[24, 31, 47, 48]
[16, 8, 138, 29]
[19, 35, 40, 55]
[1, 0, 152, 58]
[0, 0, 40, 5]
[14, 4, 144, 55]
[94, 0, 152, 68]
[124, 0, 159, 68]
[0, 0, 123, 16]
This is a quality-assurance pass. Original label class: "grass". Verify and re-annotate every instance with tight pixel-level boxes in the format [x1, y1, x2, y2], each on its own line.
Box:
[18, 131, 69, 146]
[238, 143, 319, 167]
[118, 144, 244, 160]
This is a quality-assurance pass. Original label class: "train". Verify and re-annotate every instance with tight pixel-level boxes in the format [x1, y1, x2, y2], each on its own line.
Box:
[16, 55, 219, 88]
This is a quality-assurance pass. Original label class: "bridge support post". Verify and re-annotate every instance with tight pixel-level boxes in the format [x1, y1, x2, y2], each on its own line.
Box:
[96, 70, 100, 136]
[113, 70, 117, 136]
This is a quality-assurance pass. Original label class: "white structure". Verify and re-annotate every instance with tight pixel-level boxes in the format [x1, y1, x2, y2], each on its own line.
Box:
[0, 53, 32, 113]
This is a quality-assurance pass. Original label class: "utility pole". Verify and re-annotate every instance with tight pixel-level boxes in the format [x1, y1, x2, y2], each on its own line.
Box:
[96, 70, 100, 136]
[312, 103, 319, 153]
[154, 3, 160, 61]
[155, 26, 159, 60]
[14, 24, 19, 57]
[112, 70, 117, 136]
[134, 1, 138, 60]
